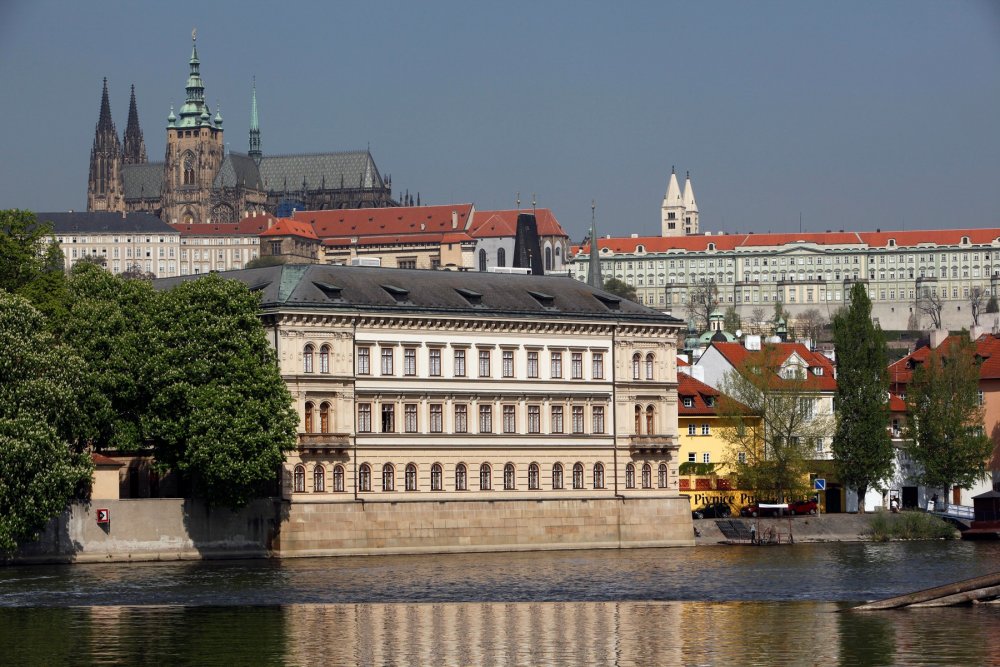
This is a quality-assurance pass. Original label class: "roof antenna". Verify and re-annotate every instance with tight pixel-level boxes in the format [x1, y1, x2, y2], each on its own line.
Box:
[531, 193, 536, 215]
[516, 191, 521, 211]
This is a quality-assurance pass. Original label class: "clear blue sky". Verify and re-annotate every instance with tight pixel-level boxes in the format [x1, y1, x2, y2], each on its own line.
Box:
[1, 1, 997, 241]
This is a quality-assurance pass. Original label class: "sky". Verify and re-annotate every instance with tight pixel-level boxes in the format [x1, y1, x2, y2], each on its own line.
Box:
[1, 1, 998, 242]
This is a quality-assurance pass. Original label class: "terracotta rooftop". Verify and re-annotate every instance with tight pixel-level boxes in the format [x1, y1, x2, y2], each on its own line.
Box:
[889, 333, 1000, 387]
[469, 208, 568, 239]
[293, 204, 475, 239]
[708, 341, 837, 392]
[173, 216, 277, 236]
[260, 218, 319, 240]
[678, 373, 723, 416]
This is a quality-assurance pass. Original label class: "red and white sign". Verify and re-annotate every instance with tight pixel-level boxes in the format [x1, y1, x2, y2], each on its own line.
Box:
[96, 508, 110, 524]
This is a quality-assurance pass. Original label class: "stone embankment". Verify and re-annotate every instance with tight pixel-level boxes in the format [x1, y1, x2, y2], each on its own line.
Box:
[693, 512, 935, 546]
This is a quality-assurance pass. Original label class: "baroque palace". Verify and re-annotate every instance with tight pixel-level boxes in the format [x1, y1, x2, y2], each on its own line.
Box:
[158, 264, 692, 554]
[87, 32, 396, 224]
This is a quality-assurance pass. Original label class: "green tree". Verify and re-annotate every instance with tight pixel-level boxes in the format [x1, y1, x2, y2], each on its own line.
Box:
[0, 291, 94, 552]
[0, 210, 62, 293]
[687, 280, 721, 332]
[831, 282, 894, 512]
[601, 277, 638, 302]
[986, 295, 999, 314]
[143, 274, 297, 507]
[723, 305, 741, 334]
[245, 255, 287, 269]
[904, 333, 993, 498]
[719, 344, 833, 503]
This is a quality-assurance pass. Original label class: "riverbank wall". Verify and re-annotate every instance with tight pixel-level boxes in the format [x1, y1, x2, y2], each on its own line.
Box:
[8, 496, 693, 564]
[692, 512, 953, 546]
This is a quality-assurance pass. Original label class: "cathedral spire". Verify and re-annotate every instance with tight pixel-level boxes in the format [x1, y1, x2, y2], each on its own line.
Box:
[176, 28, 212, 128]
[87, 78, 124, 212]
[123, 84, 147, 164]
[248, 76, 262, 162]
[587, 200, 603, 289]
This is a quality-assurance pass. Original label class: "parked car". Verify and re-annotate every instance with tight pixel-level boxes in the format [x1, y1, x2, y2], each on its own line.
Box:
[739, 502, 787, 518]
[692, 501, 733, 520]
[787, 499, 818, 515]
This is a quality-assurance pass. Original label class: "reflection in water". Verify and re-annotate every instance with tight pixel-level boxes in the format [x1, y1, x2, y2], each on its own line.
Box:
[3, 602, 1000, 666]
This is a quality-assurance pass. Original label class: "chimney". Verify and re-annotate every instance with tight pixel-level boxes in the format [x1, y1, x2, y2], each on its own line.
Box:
[452, 210, 458, 229]
[969, 325, 985, 342]
[267, 218, 274, 230]
[929, 329, 948, 349]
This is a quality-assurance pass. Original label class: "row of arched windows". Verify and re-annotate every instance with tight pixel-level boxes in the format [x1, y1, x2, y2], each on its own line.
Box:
[631, 353, 656, 381]
[302, 344, 332, 374]
[303, 401, 332, 433]
[292, 461, 670, 493]
[634, 405, 656, 435]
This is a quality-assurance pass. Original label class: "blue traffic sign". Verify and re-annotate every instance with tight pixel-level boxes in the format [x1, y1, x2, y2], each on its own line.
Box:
[814, 478, 826, 491]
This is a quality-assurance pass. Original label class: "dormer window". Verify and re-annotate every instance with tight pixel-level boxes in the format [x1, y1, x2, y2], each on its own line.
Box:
[682, 397, 694, 408]
[888, 239, 896, 248]
[455, 287, 483, 306]
[636, 245, 645, 254]
[812, 367, 824, 376]
[705, 396, 716, 407]
[527, 290, 556, 308]
[380, 284, 410, 303]
[708, 243, 716, 251]
[962, 236, 970, 245]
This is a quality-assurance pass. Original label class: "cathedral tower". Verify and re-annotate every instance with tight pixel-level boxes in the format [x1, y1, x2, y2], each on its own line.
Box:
[161, 30, 225, 224]
[87, 78, 124, 212]
[660, 166, 684, 237]
[122, 84, 147, 165]
[682, 171, 699, 235]
[248, 77, 262, 163]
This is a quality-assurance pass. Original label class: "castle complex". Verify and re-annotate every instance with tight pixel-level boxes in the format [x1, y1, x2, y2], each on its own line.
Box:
[87, 33, 396, 225]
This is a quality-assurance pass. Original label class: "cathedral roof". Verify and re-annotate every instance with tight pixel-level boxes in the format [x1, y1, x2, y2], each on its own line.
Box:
[257, 151, 386, 193]
[213, 153, 264, 190]
[122, 163, 164, 200]
[469, 209, 568, 239]
[39, 211, 175, 234]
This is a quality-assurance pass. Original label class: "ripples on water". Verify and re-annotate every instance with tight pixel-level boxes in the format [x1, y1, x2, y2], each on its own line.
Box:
[1, 541, 999, 665]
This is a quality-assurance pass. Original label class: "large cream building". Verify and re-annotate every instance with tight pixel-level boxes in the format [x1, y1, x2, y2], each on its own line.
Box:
[186, 264, 692, 554]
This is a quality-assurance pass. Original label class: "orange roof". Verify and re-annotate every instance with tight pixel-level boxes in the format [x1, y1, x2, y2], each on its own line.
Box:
[678, 373, 722, 415]
[469, 208, 568, 239]
[889, 392, 907, 413]
[572, 227, 1000, 256]
[709, 341, 837, 392]
[171, 216, 277, 236]
[293, 204, 474, 239]
[91, 453, 123, 467]
[321, 231, 474, 248]
[260, 218, 319, 240]
[889, 333, 1000, 389]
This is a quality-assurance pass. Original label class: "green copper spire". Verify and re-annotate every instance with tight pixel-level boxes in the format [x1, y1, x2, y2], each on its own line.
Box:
[587, 200, 603, 289]
[248, 76, 261, 161]
[174, 28, 214, 128]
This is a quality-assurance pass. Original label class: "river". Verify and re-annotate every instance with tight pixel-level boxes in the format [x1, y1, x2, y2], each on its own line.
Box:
[2, 541, 999, 665]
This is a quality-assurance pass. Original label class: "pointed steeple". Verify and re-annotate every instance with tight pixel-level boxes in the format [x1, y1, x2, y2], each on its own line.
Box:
[682, 170, 698, 213]
[87, 78, 124, 212]
[123, 84, 147, 165]
[587, 200, 603, 289]
[175, 28, 213, 128]
[661, 165, 687, 237]
[248, 76, 262, 162]
[664, 166, 682, 206]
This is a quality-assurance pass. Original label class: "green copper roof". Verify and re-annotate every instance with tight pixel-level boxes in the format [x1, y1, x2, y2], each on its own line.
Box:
[172, 32, 216, 129]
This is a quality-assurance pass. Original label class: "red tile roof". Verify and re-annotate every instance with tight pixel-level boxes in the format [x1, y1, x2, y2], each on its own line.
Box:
[321, 231, 474, 248]
[293, 204, 475, 239]
[889, 333, 1000, 388]
[889, 392, 907, 413]
[171, 216, 278, 236]
[91, 453, 123, 467]
[259, 218, 319, 240]
[708, 342, 838, 391]
[678, 373, 723, 415]
[470, 208, 568, 239]
[572, 227, 1000, 256]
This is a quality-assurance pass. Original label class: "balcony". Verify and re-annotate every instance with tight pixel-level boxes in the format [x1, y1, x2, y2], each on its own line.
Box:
[629, 435, 678, 455]
[298, 432, 350, 455]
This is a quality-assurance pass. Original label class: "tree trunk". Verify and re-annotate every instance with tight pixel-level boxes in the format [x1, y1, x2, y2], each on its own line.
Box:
[857, 484, 867, 513]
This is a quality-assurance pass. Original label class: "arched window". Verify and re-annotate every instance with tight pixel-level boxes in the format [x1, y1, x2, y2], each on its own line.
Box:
[632, 353, 641, 380]
[319, 402, 330, 433]
[455, 463, 467, 491]
[183, 154, 195, 186]
[293, 464, 306, 493]
[314, 464, 326, 492]
[573, 462, 584, 489]
[319, 345, 330, 373]
[303, 344, 314, 373]
[545, 246, 553, 271]
[358, 463, 371, 492]
[497, 248, 506, 267]
[646, 405, 655, 435]
[552, 463, 564, 490]
[382, 463, 395, 492]
[658, 463, 668, 489]
[405, 463, 417, 491]
[528, 462, 540, 490]
[593, 462, 605, 489]
[333, 465, 344, 492]
[479, 249, 488, 271]
[645, 353, 654, 380]
[625, 463, 635, 489]
[431, 463, 443, 491]
[642, 463, 652, 489]
[555, 245, 562, 262]
[504, 463, 515, 490]
[304, 402, 315, 434]
[634, 405, 642, 434]
[480, 463, 492, 490]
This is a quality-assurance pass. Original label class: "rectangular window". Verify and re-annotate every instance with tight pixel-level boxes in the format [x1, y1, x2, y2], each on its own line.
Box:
[571, 352, 583, 379]
[381, 348, 394, 375]
[404, 404, 418, 433]
[551, 352, 563, 378]
[592, 406, 605, 434]
[479, 350, 491, 377]
[528, 405, 541, 433]
[701, 423, 710, 436]
[527, 351, 539, 378]
[551, 406, 564, 433]
[702, 453, 710, 464]
[358, 403, 372, 433]
[503, 405, 516, 433]
[381, 404, 395, 433]
[454, 404, 468, 433]
[430, 404, 443, 433]
[429, 349, 442, 377]
[688, 424, 696, 436]
[572, 406, 585, 434]
[357, 347, 371, 375]
[687, 452, 696, 462]
[454, 349, 466, 377]
[592, 352, 604, 379]
[479, 405, 493, 433]
[737, 451, 746, 464]
[502, 350, 514, 378]
[404, 348, 416, 376]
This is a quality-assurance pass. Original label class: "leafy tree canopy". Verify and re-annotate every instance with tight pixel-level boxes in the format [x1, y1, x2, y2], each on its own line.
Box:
[245, 255, 287, 270]
[601, 277, 638, 302]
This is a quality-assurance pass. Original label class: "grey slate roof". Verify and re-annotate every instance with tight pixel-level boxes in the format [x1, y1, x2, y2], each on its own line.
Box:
[214, 153, 264, 190]
[38, 211, 177, 234]
[122, 162, 164, 200]
[257, 151, 384, 193]
[156, 264, 683, 325]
